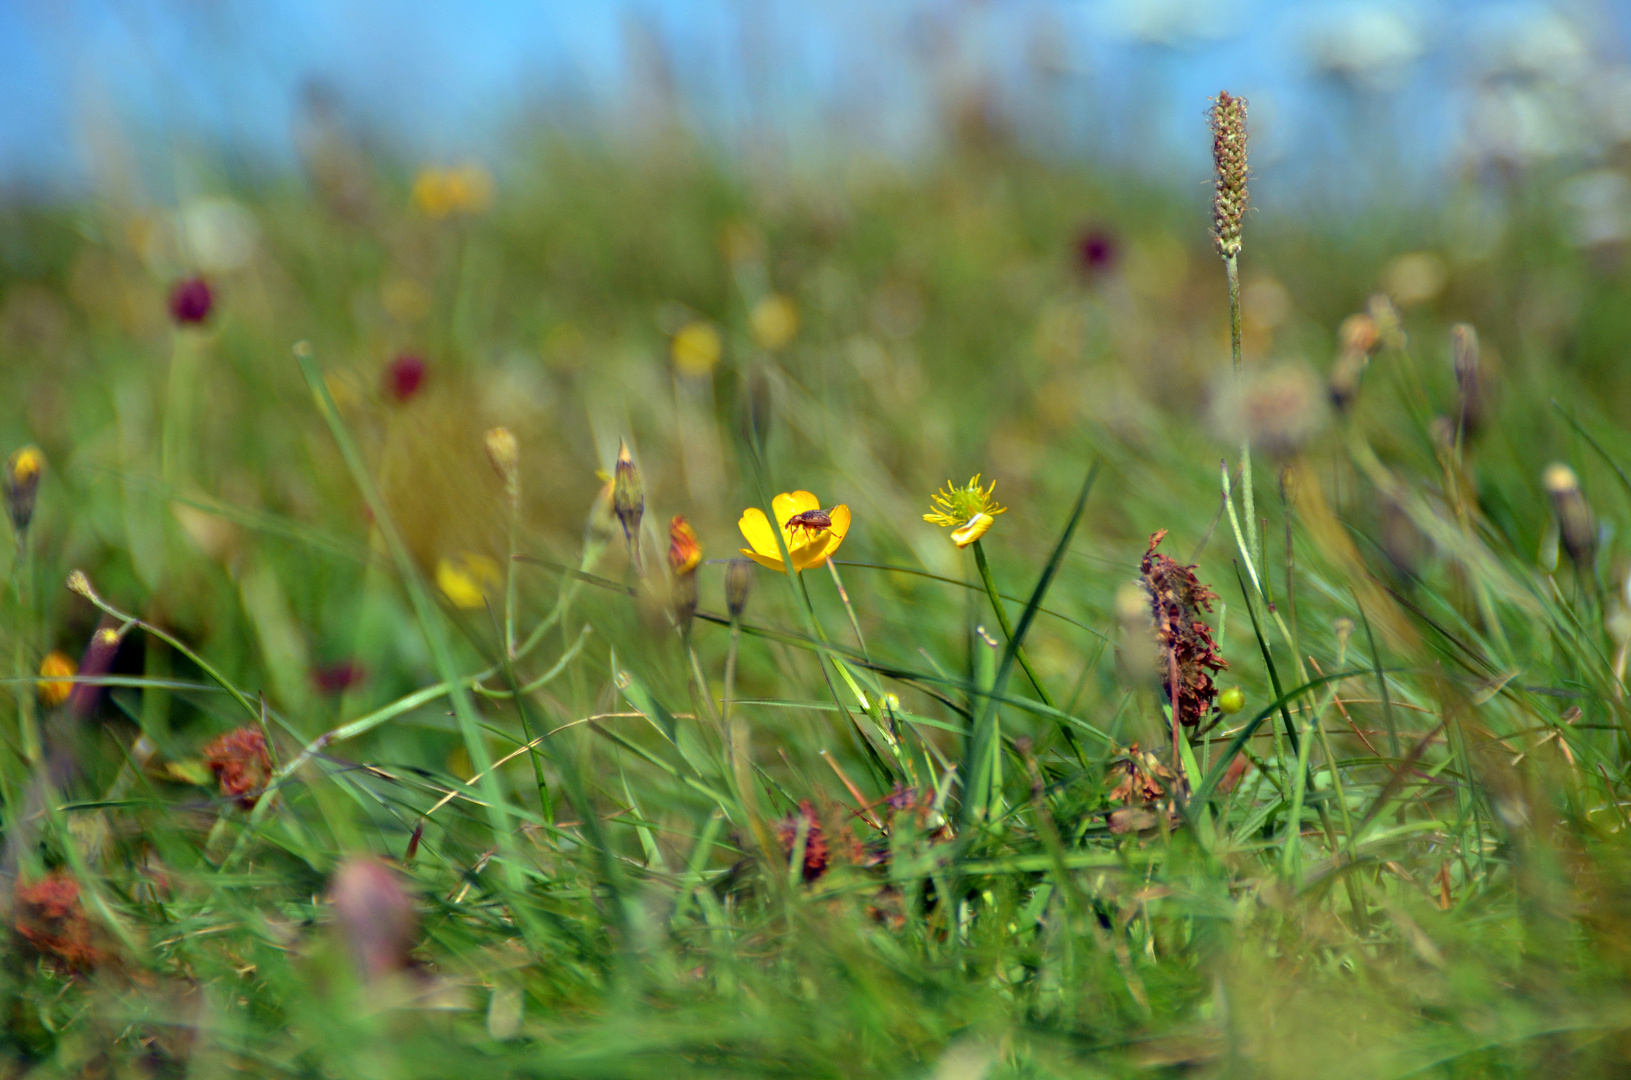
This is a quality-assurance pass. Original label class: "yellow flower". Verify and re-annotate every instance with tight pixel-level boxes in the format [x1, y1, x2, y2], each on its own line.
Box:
[672, 321, 722, 376]
[411, 163, 493, 218]
[738, 491, 850, 573]
[750, 294, 798, 351]
[923, 474, 1007, 549]
[436, 553, 502, 609]
[38, 650, 75, 708]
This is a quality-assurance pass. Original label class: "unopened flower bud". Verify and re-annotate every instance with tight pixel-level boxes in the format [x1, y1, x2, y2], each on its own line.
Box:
[1328, 350, 1368, 412]
[484, 426, 520, 494]
[668, 516, 702, 577]
[5, 445, 43, 536]
[1451, 323, 1486, 437]
[1544, 463, 1596, 570]
[1338, 313, 1379, 356]
[725, 558, 754, 619]
[65, 570, 94, 600]
[331, 856, 417, 982]
[668, 516, 702, 629]
[1367, 294, 1405, 350]
[612, 441, 644, 551]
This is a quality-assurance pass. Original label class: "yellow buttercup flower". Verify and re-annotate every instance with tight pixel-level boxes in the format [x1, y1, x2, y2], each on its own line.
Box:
[738, 490, 850, 573]
[672, 321, 722, 376]
[750, 294, 798, 351]
[412, 163, 494, 219]
[436, 553, 503, 609]
[38, 650, 76, 708]
[924, 474, 1007, 549]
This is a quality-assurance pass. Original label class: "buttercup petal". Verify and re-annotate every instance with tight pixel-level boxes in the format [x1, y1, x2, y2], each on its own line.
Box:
[773, 490, 820, 528]
[826, 504, 851, 541]
[950, 512, 993, 548]
[740, 548, 787, 571]
[738, 507, 781, 558]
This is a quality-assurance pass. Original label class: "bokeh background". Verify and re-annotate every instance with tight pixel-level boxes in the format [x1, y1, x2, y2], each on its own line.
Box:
[5, 1, 1631, 200]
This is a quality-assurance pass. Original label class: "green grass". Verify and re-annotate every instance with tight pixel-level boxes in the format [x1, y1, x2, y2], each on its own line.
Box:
[1, 136, 1631, 1077]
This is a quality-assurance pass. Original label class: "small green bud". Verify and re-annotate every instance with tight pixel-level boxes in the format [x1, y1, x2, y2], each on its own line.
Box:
[1217, 686, 1245, 715]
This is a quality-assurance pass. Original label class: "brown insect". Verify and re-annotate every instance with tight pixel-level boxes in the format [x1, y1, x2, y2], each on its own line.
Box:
[785, 507, 838, 540]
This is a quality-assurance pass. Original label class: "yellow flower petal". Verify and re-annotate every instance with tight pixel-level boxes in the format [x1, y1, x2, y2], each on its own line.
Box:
[826, 503, 851, 540]
[737, 507, 782, 563]
[950, 512, 994, 548]
[741, 549, 789, 572]
[772, 490, 820, 529]
[436, 553, 501, 609]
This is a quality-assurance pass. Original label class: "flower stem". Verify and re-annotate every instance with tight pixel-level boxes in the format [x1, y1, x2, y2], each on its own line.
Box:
[971, 540, 1082, 762]
[1226, 253, 1258, 565]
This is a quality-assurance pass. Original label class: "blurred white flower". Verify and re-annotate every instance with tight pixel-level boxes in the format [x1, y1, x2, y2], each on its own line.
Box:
[180, 198, 259, 273]
[1099, 0, 1239, 46]
[1303, 4, 1423, 90]
[1559, 170, 1631, 249]
[1472, 8, 1588, 83]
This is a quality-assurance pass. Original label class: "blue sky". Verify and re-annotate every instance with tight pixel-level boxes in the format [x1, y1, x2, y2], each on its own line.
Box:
[1, 0, 1625, 199]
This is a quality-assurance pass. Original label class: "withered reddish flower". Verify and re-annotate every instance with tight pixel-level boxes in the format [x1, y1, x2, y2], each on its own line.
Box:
[774, 801, 864, 882]
[202, 726, 272, 808]
[1140, 530, 1227, 727]
[313, 660, 365, 695]
[15, 873, 105, 972]
[384, 354, 427, 402]
[1108, 742, 1173, 804]
[169, 277, 214, 325]
[776, 801, 831, 882]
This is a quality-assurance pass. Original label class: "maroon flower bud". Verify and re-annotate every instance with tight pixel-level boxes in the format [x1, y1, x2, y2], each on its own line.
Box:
[1074, 226, 1118, 274]
[169, 277, 214, 325]
[313, 660, 365, 695]
[384, 354, 427, 402]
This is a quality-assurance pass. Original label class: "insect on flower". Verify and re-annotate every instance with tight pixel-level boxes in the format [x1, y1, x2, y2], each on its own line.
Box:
[738, 491, 850, 573]
[784, 506, 839, 540]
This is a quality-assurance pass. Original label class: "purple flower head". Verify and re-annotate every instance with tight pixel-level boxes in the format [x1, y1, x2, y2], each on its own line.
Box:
[1074, 227, 1118, 275]
[169, 277, 214, 325]
[384, 354, 427, 402]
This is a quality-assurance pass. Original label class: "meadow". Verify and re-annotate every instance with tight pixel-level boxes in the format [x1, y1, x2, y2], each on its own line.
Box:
[1, 116, 1630, 1077]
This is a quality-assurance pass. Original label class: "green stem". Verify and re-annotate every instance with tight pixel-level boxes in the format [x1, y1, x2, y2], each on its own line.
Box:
[972, 539, 1082, 763]
[1226, 253, 1257, 562]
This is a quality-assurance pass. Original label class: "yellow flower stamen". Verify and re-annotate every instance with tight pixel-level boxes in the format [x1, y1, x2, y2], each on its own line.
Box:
[923, 474, 1006, 548]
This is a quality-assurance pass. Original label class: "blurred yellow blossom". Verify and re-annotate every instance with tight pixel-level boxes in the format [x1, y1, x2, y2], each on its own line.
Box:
[38, 651, 75, 708]
[412, 163, 494, 219]
[672, 321, 722, 375]
[750, 294, 799, 351]
[436, 553, 502, 608]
